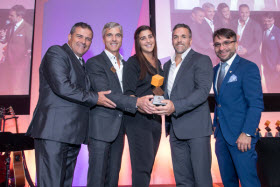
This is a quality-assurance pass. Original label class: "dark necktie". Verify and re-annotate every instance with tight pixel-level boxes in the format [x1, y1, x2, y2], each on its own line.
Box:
[217, 62, 227, 94]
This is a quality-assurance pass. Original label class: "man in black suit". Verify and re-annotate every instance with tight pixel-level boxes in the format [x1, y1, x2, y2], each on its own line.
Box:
[234, 4, 262, 71]
[0, 5, 32, 94]
[154, 24, 213, 187]
[26, 22, 116, 187]
[85, 22, 154, 187]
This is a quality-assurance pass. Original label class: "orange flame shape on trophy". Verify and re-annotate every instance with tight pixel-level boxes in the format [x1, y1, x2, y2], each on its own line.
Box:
[275, 120, 280, 127]
[264, 120, 271, 127]
[151, 74, 164, 87]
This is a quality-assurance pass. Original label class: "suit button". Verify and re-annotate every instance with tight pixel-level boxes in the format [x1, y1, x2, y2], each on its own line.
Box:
[218, 104, 221, 107]
[118, 114, 122, 117]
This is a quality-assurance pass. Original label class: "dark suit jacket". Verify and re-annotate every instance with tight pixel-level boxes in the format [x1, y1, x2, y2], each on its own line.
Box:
[3, 20, 32, 68]
[233, 18, 262, 67]
[261, 25, 280, 71]
[86, 51, 137, 143]
[164, 49, 213, 139]
[26, 44, 98, 144]
[213, 55, 264, 145]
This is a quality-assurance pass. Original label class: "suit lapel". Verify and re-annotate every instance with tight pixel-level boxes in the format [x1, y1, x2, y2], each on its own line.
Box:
[163, 61, 171, 99]
[171, 49, 195, 94]
[101, 51, 123, 91]
[218, 55, 240, 97]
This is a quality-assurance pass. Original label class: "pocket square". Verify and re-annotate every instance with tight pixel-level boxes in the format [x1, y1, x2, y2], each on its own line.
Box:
[16, 34, 23, 37]
[270, 36, 275, 40]
[228, 74, 237, 83]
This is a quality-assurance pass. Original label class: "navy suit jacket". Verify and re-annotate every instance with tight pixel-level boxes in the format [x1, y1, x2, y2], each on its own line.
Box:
[86, 51, 137, 142]
[261, 25, 280, 71]
[164, 49, 213, 139]
[27, 44, 98, 144]
[213, 55, 264, 145]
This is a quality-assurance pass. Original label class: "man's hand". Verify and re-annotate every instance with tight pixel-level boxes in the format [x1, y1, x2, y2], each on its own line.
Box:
[153, 100, 175, 116]
[236, 132, 251, 152]
[97, 90, 116, 108]
[136, 95, 155, 114]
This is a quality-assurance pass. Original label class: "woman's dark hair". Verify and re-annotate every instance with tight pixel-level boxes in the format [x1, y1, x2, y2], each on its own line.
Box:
[134, 25, 158, 80]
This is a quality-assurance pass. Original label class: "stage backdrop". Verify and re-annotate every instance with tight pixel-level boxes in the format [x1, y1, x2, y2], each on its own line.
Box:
[9, 0, 280, 186]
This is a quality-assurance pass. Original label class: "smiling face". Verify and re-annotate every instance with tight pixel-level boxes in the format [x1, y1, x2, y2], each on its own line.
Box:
[172, 27, 192, 55]
[221, 7, 230, 19]
[103, 27, 122, 56]
[192, 10, 205, 24]
[214, 35, 237, 62]
[239, 6, 250, 22]
[138, 29, 155, 55]
[204, 7, 215, 20]
[263, 17, 274, 30]
[68, 27, 93, 57]
[9, 10, 21, 24]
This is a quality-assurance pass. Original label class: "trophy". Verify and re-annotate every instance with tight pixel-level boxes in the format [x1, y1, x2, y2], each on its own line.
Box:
[264, 120, 273, 137]
[151, 74, 165, 106]
[275, 120, 280, 137]
[256, 128, 262, 137]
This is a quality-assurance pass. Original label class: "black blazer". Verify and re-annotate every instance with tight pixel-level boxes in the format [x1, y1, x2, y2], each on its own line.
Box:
[86, 51, 137, 142]
[26, 44, 98, 144]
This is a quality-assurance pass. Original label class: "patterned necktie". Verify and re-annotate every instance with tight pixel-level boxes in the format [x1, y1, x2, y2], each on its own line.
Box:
[217, 62, 228, 94]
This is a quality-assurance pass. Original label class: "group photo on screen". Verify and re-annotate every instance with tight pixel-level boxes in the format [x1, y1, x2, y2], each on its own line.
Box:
[156, 0, 280, 93]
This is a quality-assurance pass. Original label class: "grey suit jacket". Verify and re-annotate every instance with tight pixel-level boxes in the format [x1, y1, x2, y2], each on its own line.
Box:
[86, 51, 137, 142]
[26, 44, 98, 144]
[164, 49, 213, 139]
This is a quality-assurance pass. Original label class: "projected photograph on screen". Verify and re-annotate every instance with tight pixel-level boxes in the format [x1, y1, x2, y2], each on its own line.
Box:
[0, 1, 34, 95]
[156, 0, 280, 93]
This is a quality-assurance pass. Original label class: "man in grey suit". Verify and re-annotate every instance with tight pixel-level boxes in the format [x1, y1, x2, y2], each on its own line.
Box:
[85, 22, 154, 187]
[234, 4, 262, 71]
[26, 22, 116, 187]
[154, 23, 213, 187]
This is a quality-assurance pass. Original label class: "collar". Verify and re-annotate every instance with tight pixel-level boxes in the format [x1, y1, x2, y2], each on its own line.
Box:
[104, 49, 123, 62]
[219, 53, 237, 67]
[67, 43, 81, 60]
[171, 47, 191, 65]
[266, 24, 274, 32]
[15, 19, 24, 28]
[238, 17, 250, 26]
[204, 17, 213, 24]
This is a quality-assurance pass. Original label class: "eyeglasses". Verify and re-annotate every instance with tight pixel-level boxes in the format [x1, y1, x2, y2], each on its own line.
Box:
[213, 40, 236, 48]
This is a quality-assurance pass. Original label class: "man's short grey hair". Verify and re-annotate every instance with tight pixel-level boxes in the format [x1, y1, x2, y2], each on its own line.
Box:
[102, 22, 123, 38]
[202, 2, 215, 10]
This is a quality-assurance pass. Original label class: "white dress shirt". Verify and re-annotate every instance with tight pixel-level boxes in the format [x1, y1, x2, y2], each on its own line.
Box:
[14, 19, 24, 31]
[237, 17, 250, 41]
[204, 17, 214, 33]
[167, 48, 191, 97]
[215, 53, 236, 91]
[104, 49, 124, 92]
[265, 24, 274, 37]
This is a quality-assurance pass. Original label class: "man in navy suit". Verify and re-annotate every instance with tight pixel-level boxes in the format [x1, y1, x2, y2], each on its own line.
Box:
[261, 13, 280, 93]
[213, 28, 264, 187]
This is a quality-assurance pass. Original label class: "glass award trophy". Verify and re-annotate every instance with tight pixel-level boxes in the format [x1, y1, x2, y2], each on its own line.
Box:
[151, 74, 165, 106]
[275, 120, 280, 137]
[264, 120, 273, 137]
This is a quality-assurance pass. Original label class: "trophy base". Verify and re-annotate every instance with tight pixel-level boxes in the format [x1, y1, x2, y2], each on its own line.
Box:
[265, 132, 273, 137]
[275, 132, 280, 137]
[153, 95, 166, 106]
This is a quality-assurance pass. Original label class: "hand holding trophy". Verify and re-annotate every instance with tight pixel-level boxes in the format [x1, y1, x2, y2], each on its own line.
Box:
[151, 74, 165, 106]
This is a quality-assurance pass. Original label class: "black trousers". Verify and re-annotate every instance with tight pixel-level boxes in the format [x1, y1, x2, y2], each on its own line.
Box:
[34, 139, 81, 187]
[124, 113, 161, 187]
[87, 124, 125, 187]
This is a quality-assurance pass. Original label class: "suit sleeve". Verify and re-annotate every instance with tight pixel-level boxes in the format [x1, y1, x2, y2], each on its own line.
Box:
[123, 57, 139, 96]
[245, 22, 262, 57]
[172, 55, 213, 116]
[241, 63, 264, 136]
[86, 58, 137, 114]
[42, 46, 98, 107]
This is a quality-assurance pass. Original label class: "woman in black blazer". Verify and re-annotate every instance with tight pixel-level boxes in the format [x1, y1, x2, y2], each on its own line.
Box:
[123, 25, 163, 187]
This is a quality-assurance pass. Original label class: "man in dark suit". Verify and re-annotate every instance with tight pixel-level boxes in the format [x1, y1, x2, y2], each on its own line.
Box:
[154, 24, 213, 187]
[261, 13, 280, 93]
[26, 22, 116, 187]
[233, 4, 262, 71]
[0, 5, 32, 94]
[212, 28, 263, 187]
[85, 22, 154, 187]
